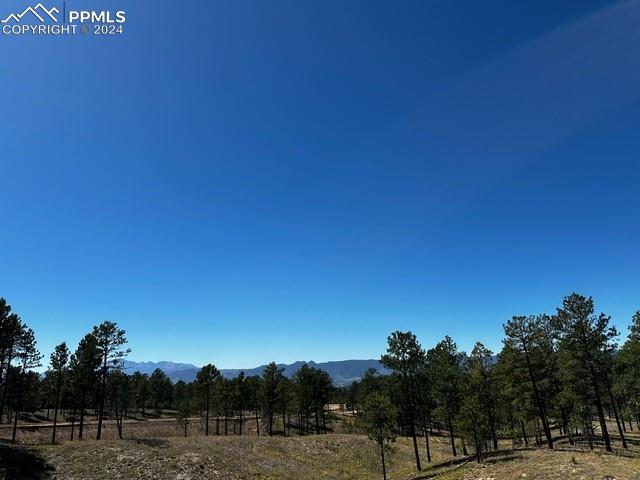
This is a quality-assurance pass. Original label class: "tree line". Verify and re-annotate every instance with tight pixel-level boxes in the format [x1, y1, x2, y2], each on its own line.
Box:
[3, 292, 640, 479]
[175, 361, 333, 438]
[0, 298, 133, 444]
[0, 297, 335, 443]
[348, 292, 640, 479]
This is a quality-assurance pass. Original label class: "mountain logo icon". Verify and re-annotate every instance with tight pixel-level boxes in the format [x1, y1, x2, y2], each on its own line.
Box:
[1, 3, 59, 23]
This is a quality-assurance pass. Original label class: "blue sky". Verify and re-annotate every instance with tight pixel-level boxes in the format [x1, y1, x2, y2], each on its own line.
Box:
[1, 0, 639, 369]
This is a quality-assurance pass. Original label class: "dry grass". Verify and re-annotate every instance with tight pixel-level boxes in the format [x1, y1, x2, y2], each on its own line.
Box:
[26, 434, 424, 479]
[3, 433, 640, 479]
[438, 449, 640, 480]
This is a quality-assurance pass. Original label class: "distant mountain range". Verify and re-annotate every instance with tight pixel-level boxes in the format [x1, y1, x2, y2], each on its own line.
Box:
[122, 359, 390, 387]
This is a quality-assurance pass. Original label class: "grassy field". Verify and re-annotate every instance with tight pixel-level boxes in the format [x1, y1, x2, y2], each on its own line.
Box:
[1, 434, 420, 480]
[437, 449, 640, 480]
[2, 433, 640, 480]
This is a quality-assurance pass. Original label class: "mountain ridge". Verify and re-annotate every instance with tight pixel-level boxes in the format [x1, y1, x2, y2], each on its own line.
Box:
[123, 359, 390, 386]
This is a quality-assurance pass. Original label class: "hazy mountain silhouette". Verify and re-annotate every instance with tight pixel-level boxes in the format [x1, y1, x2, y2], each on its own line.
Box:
[123, 359, 390, 386]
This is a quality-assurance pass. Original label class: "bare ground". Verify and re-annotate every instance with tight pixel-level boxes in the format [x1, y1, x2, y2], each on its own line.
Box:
[2, 433, 640, 479]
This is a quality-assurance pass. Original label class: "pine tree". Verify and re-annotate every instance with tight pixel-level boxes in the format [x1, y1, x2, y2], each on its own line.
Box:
[108, 370, 130, 439]
[555, 293, 619, 452]
[244, 375, 262, 436]
[356, 392, 397, 480]
[278, 376, 292, 436]
[50, 342, 70, 444]
[11, 325, 42, 443]
[310, 367, 332, 434]
[427, 336, 465, 457]
[92, 321, 130, 440]
[614, 311, 640, 430]
[236, 371, 246, 435]
[177, 397, 194, 437]
[0, 299, 25, 424]
[381, 331, 425, 471]
[457, 393, 489, 463]
[196, 364, 220, 436]
[68, 334, 101, 440]
[149, 368, 172, 413]
[130, 372, 149, 417]
[503, 315, 555, 449]
[469, 342, 499, 450]
[415, 367, 435, 463]
[261, 362, 284, 436]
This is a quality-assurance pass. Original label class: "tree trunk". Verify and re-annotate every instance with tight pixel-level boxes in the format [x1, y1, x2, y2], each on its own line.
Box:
[447, 416, 457, 456]
[379, 436, 387, 480]
[0, 344, 14, 424]
[51, 382, 61, 444]
[489, 412, 498, 450]
[520, 419, 528, 446]
[120, 402, 126, 438]
[114, 394, 123, 440]
[474, 430, 482, 463]
[566, 424, 574, 446]
[205, 385, 210, 436]
[561, 407, 573, 444]
[423, 424, 431, 463]
[590, 366, 612, 452]
[11, 407, 19, 444]
[605, 379, 627, 449]
[255, 409, 259, 436]
[522, 340, 553, 449]
[70, 407, 76, 441]
[79, 407, 85, 440]
[410, 419, 422, 471]
[268, 410, 273, 436]
[282, 408, 287, 437]
[11, 364, 25, 444]
[96, 356, 107, 440]
[586, 421, 594, 450]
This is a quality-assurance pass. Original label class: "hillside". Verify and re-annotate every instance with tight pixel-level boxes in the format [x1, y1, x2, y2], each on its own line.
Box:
[123, 359, 389, 386]
[10, 435, 417, 479]
[5, 435, 640, 480]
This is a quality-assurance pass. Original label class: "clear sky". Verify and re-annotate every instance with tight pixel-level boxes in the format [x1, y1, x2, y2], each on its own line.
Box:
[1, 0, 639, 369]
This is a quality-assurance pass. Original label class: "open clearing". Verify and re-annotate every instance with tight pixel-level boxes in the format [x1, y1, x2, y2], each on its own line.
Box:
[2, 434, 640, 480]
